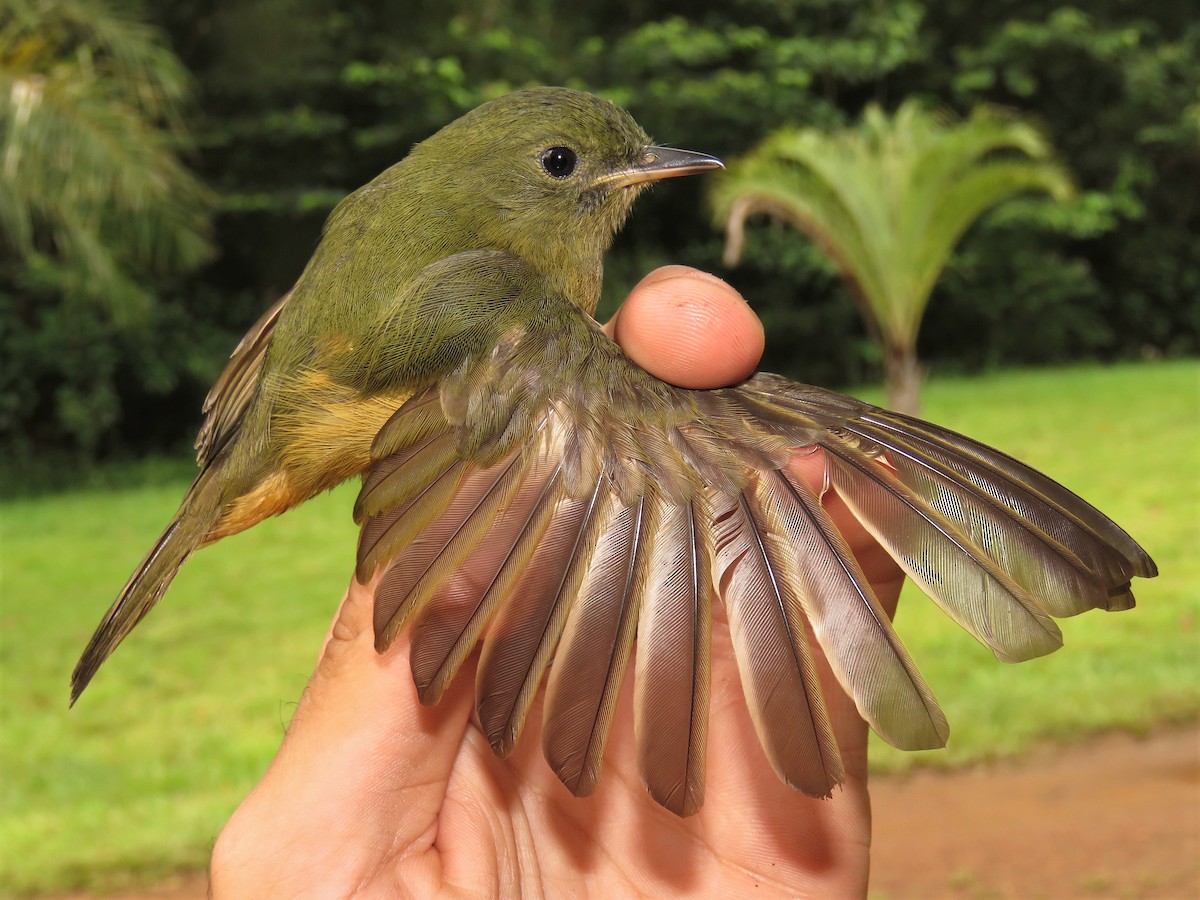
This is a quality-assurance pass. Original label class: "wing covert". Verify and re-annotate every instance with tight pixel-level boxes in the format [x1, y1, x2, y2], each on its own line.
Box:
[196, 291, 291, 467]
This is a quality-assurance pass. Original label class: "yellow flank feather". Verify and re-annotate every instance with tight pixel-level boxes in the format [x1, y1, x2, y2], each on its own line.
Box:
[211, 375, 413, 541]
[276, 374, 413, 490]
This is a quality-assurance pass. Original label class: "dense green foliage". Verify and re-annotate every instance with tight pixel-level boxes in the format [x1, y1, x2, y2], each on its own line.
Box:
[1, 0, 1196, 469]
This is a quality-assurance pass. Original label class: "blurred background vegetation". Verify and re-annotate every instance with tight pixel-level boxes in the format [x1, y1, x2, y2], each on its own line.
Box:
[1, 0, 1197, 485]
[2, 1, 1197, 894]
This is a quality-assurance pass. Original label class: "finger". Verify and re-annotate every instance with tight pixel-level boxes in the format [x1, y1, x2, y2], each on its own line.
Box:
[605, 266, 764, 388]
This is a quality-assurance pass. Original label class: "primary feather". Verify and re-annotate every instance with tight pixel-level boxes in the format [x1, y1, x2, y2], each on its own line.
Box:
[632, 499, 711, 817]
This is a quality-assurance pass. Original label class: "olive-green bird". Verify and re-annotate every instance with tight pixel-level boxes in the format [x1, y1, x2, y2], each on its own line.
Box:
[73, 87, 1155, 817]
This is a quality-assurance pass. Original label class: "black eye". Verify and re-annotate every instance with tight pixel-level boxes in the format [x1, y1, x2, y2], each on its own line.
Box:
[541, 146, 577, 178]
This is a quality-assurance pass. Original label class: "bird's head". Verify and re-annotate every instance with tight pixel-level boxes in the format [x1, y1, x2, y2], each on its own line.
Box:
[408, 87, 722, 311]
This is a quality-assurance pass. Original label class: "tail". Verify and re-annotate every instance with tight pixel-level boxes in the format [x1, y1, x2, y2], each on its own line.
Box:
[71, 469, 225, 704]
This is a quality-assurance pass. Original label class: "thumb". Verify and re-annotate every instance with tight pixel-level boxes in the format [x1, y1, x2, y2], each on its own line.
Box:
[213, 578, 474, 891]
[606, 265, 764, 389]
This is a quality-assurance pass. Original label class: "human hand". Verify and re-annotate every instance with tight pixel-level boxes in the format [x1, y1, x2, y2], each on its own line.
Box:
[211, 266, 904, 898]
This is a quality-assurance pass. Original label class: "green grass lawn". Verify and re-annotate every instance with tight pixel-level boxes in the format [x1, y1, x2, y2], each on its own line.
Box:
[2, 360, 1197, 895]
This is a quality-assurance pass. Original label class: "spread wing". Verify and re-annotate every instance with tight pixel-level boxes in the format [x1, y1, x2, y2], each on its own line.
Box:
[352, 257, 1155, 818]
[195, 291, 291, 466]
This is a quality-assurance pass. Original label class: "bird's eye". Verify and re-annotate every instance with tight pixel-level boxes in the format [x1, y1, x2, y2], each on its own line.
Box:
[541, 146, 577, 179]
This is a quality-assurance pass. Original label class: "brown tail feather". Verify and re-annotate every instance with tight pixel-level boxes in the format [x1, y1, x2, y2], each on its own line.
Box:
[71, 470, 225, 704]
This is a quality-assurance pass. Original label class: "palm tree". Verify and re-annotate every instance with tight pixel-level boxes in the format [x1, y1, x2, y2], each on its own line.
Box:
[0, 0, 213, 310]
[712, 101, 1073, 414]
[0, 0, 213, 453]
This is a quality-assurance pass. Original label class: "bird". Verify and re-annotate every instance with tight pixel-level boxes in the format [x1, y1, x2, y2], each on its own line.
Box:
[72, 87, 1156, 818]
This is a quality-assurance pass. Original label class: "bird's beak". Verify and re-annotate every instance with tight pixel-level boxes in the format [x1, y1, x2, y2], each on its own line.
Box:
[601, 146, 724, 189]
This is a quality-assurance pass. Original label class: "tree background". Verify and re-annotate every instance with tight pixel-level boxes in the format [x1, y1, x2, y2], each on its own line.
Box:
[2, 0, 1196, 479]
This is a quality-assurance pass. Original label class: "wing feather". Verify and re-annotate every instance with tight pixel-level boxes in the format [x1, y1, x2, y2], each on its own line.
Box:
[846, 420, 1125, 615]
[706, 489, 843, 797]
[542, 493, 644, 797]
[759, 469, 947, 749]
[823, 444, 1063, 663]
[196, 291, 290, 466]
[864, 409, 1155, 580]
[372, 450, 530, 650]
[353, 428, 458, 524]
[843, 413, 1145, 609]
[476, 474, 607, 756]
[409, 457, 565, 705]
[357, 459, 467, 586]
[633, 498, 711, 817]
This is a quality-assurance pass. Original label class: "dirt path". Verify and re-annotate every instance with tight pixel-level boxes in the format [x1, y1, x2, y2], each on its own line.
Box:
[870, 725, 1200, 898]
[63, 726, 1198, 899]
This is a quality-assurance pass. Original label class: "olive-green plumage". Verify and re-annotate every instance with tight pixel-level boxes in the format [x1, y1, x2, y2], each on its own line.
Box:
[74, 87, 1155, 817]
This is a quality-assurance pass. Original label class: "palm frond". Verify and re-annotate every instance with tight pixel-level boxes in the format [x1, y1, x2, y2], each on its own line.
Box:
[0, 0, 213, 302]
[710, 99, 1075, 411]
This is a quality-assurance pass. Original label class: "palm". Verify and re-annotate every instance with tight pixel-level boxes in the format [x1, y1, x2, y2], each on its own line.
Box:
[325, 584, 874, 895]
[421, 614, 870, 896]
[215, 455, 898, 898]
[0, 0, 211, 292]
[0, 0, 212, 452]
[712, 102, 1073, 414]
